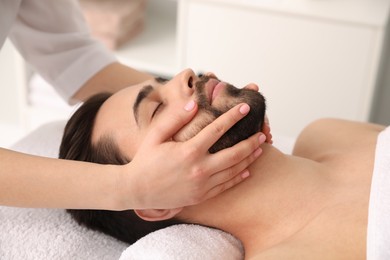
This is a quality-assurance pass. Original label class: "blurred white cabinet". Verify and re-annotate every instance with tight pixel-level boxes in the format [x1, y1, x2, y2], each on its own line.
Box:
[0, 40, 26, 126]
[176, 0, 390, 137]
[0, 40, 27, 147]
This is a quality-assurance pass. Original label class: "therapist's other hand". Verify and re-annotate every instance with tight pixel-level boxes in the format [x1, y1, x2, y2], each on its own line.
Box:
[262, 114, 273, 144]
[125, 101, 266, 209]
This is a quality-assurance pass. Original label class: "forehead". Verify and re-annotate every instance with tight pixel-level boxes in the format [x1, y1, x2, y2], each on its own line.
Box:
[92, 82, 151, 158]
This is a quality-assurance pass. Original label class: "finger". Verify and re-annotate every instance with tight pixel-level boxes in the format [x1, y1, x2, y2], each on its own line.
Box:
[146, 100, 198, 144]
[205, 146, 262, 191]
[262, 124, 271, 141]
[243, 83, 259, 91]
[205, 72, 217, 78]
[201, 169, 252, 201]
[262, 115, 273, 144]
[202, 132, 265, 175]
[188, 103, 251, 151]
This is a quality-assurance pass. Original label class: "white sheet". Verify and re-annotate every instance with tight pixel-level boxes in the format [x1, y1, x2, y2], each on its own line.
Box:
[2, 121, 296, 259]
[367, 126, 390, 259]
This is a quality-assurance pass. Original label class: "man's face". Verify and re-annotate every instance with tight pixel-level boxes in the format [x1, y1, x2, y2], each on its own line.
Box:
[92, 69, 266, 158]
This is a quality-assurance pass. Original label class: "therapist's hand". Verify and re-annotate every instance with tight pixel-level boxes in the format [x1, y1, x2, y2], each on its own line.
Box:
[123, 100, 266, 209]
[262, 114, 273, 144]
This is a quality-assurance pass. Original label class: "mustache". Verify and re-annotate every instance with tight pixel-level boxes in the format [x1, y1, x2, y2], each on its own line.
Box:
[194, 74, 223, 103]
[193, 75, 223, 118]
[195, 75, 210, 90]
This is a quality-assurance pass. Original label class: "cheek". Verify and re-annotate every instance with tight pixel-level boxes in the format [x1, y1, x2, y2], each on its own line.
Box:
[173, 111, 215, 141]
[213, 94, 241, 112]
[117, 127, 146, 159]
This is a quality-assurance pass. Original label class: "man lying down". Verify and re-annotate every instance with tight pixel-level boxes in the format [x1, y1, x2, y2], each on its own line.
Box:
[59, 68, 389, 259]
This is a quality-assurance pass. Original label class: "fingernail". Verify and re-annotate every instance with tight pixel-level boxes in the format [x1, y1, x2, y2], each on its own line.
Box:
[239, 104, 250, 115]
[241, 170, 250, 179]
[184, 100, 196, 111]
[254, 147, 263, 157]
[259, 134, 266, 144]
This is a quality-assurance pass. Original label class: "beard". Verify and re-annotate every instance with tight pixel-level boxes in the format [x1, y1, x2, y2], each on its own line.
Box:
[184, 76, 267, 153]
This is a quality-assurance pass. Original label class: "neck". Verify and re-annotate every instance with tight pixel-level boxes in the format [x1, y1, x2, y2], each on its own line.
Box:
[180, 144, 329, 255]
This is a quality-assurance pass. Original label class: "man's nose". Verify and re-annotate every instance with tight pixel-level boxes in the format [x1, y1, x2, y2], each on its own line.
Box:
[179, 68, 197, 96]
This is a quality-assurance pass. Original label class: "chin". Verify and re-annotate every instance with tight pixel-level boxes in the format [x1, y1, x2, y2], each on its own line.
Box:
[208, 89, 266, 153]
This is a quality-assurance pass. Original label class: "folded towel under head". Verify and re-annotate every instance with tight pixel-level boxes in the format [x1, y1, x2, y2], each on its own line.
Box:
[120, 224, 244, 260]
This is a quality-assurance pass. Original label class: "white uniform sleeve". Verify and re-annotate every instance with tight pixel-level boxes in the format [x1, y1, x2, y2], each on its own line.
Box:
[9, 0, 117, 102]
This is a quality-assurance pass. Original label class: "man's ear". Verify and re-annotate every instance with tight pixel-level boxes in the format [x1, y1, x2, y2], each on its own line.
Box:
[134, 208, 183, 222]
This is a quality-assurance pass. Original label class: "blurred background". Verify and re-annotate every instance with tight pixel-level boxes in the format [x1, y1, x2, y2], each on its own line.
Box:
[1, 0, 389, 147]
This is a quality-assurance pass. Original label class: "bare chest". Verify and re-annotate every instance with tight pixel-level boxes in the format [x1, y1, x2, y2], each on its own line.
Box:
[248, 154, 374, 259]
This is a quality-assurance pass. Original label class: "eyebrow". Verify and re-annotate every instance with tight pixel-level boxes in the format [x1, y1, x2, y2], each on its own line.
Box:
[133, 85, 154, 126]
[132, 77, 169, 126]
[155, 76, 169, 83]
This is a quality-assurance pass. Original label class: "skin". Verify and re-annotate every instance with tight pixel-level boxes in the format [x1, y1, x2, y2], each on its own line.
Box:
[92, 70, 385, 259]
[1, 65, 267, 210]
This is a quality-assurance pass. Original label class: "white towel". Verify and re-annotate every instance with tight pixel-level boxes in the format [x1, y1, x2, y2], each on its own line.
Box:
[367, 126, 390, 259]
[119, 224, 243, 260]
[0, 206, 127, 259]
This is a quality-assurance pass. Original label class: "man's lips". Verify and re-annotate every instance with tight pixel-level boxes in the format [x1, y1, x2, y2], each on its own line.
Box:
[204, 78, 226, 105]
[212, 81, 226, 103]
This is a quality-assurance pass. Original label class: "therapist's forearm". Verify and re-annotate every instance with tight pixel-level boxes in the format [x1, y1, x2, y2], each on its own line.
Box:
[72, 62, 153, 101]
[0, 147, 129, 210]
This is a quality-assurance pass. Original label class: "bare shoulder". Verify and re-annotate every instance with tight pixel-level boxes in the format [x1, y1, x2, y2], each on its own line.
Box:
[292, 118, 385, 161]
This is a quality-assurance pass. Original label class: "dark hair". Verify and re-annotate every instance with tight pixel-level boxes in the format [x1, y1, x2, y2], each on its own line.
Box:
[59, 93, 185, 244]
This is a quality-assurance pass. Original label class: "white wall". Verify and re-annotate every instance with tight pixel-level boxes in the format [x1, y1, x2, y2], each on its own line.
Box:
[371, 20, 390, 126]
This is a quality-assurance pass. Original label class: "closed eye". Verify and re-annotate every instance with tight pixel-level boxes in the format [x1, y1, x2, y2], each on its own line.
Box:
[152, 103, 163, 119]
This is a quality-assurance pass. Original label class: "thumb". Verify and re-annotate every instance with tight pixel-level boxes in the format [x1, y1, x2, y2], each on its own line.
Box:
[147, 100, 198, 144]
